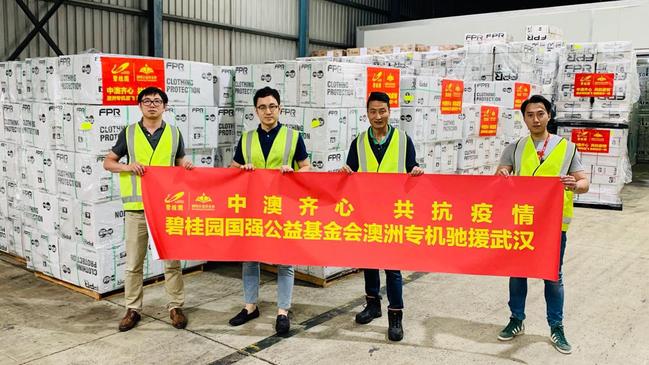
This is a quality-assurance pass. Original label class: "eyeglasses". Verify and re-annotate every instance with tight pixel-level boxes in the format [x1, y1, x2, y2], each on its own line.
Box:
[256, 104, 279, 112]
[141, 99, 164, 106]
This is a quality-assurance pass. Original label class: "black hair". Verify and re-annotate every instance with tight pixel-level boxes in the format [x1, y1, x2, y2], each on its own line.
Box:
[137, 87, 168, 104]
[366, 91, 391, 110]
[520, 94, 552, 114]
[253, 87, 281, 107]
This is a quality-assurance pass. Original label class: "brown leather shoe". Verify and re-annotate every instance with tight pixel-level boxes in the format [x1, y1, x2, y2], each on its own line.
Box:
[170, 308, 188, 329]
[118, 309, 141, 332]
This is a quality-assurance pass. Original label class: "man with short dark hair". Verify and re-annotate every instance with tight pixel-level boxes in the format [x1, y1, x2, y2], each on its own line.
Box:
[341, 91, 424, 342]
[228, 86, 310, 335]
[495, 94, 589, 354]
[104, 86, 194, 332]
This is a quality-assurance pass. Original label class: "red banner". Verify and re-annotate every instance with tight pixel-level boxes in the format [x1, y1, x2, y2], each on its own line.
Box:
[479, 105, 499, 137]
[574, 73, 614, 97]
[101, 56, 165, 105]
[440, 79, 464, 114]
[366, 67, 401, 108]
[571, 129, 611, 153]
[143, 168, 564, 280]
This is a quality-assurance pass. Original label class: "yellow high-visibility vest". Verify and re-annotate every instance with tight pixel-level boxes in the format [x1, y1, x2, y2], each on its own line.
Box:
[241, 125, 299, 169]
[119, 122, 179, 210]
[357, 128, 407, 173]
[513, 136, 577, 231]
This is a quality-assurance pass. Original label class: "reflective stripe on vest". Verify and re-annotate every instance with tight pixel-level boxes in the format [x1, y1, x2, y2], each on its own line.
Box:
[241, 125, 299, 169]
[357, 128, 407, 173]
[513, 136, 577, 231]
[119, 123, 178, 210]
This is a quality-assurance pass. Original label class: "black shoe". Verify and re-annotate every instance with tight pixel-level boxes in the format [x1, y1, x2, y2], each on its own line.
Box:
[275, 314, 290, 335]
[355, 296, 382, 324]
[228, 307, 260, 326]
[387, 310, 404, 342]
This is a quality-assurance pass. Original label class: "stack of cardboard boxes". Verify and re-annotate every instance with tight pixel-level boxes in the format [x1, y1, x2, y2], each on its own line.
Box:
[0, 54, 209, 294]
[555, 42, 640, 208]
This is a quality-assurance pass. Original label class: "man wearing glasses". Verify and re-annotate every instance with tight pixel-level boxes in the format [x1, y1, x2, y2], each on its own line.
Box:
[104, 87, 194, 332]
[228, 86, 310, 335]
[340, 91, 424, 342]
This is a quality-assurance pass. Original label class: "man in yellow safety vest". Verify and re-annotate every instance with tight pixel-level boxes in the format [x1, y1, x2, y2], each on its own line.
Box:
[104, 87, 194, 332]
[495, 94, 589, 354]
[341, 91, 425, 342]
[228, 86, 310, 335]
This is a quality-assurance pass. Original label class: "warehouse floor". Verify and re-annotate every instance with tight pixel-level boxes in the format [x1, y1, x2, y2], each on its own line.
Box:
[2, 165, 649, 365]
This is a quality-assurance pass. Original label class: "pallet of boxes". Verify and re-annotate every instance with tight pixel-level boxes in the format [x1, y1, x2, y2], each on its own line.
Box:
[0, 54, 217, 298]
[554, 42, 640, 209]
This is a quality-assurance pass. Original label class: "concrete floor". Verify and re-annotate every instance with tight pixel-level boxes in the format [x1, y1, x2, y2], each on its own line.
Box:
[2, 166, 649, 365]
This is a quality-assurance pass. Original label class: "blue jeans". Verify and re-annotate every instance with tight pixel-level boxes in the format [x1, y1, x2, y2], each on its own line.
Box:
[364, 269, 404, 309]
[243, 262, 294, 310]
[508, 231, 567, 328]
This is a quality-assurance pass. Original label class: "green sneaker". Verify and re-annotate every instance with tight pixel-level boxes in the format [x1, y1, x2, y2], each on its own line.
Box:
[550, 325, 572, 354]
[497, 317, 525, 341]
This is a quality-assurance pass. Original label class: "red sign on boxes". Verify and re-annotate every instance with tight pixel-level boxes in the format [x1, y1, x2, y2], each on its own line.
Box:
[366, 67, 401, 108]
[514, 82, 531, 109]
[573, 73, 614, 98]
[101, 57, 165, 105]
[440, 79, 464, 114]
[571, 129, 611, 153]
[479, 105, 499, 137]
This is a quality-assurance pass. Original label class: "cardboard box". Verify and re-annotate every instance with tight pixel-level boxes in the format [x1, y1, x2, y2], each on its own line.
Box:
[1, 62, 20, 102]
[58, 54, 104, 104]
[214, 145, 234, 167]
[234, 63, 299, 107]
[164, 105, 190, 143]
[5, 215, 24, 257]
[426, 141, 459, 173]
[21, 102, 56, 149]
[399, 76, 441, 107]
[309, 149, 346, 172]
[561, 43, 597, 63]
[346, 108, 369, 141]
[2, 103, 21, 143]
[186, 148, 215, 167]
[215, 108, 236, 146]
[56, 151, 120, 202]
[75, 199, 125, 249]
[57, 196, 79, 242]
[51, 104, 76, 152]
[1, 142, 20, 181]
[498, 108, 526, 141]
[0, 62, 9, 102]
[187, 106, 219, 149]
[399, 107, 435, 143]
[474, 81, 539, 109]
[74, 105, 138, 155]
[457, 138, 479, 170]
[301, 108, 348, 152]
[213, 66, 235, 107]
[31, 57, 60, 102]
[298, 62, 366, 108]
[22, 226, 60, 278]
[164, 59, 215, 106]
[525, 25, 564, 41]
[58, 240, 127, 293]
[596, 41, 634, 62]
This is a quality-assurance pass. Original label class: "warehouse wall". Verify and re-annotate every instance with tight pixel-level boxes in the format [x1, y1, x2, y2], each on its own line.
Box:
[0, 0, 146, 59]
[2, 0, 419, 65]
[358, 0, 649, 50]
